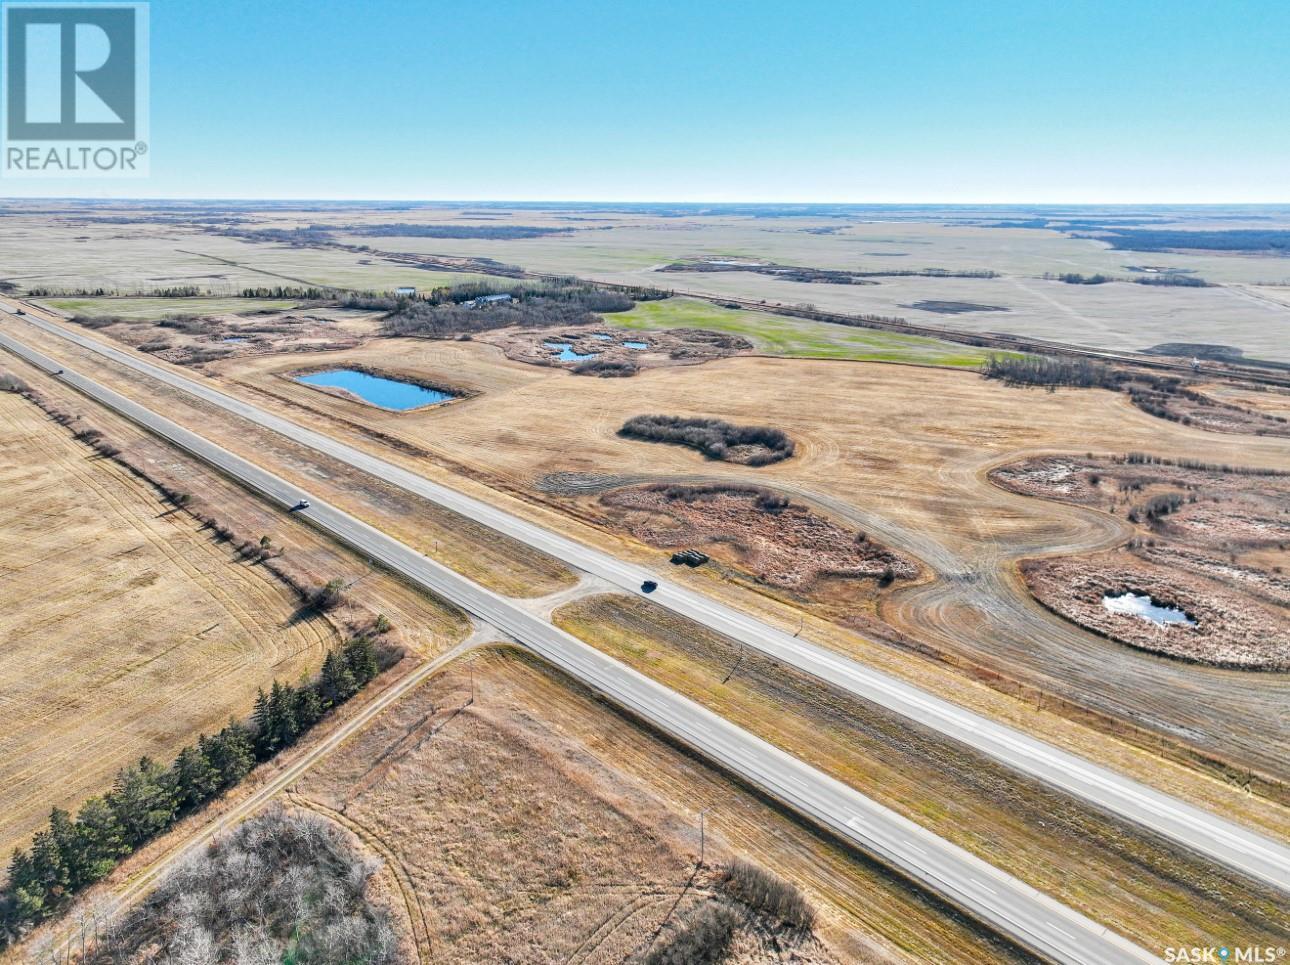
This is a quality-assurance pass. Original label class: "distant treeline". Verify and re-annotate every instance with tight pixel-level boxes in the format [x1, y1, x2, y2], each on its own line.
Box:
[618, 415, 795, 466]
[659, 261, 998, 282]
[372, 281, 662, 339]
[1131, 274, 1213, 287]
[982, 217, 1169, 230]
[1085, 229, 1290, 253]
[980, 353, 1117, 389]
[217, 223, 577, 244]
[55, 214, 250, 226]
[216, 226, 334, 245]
[1047, 272, 1114, 285]
[240, 285, 334, 298]
[0, 637, 385, 945]
[28, 285, 207, 298]
[27, 285, 333, 299]
[343, 223, 576, 240]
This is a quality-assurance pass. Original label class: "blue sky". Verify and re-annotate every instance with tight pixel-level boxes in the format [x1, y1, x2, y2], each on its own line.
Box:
[6, 0, 1289, 201]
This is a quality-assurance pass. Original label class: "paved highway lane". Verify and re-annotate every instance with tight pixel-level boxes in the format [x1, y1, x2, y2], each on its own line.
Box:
[5, 307, 1289, 895]
[0, 327, 1163, 964]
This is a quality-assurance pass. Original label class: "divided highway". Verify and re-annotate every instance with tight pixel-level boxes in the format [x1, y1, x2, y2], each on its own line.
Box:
[0, 325, 1157, 964]
[6, 305, 1289, 895]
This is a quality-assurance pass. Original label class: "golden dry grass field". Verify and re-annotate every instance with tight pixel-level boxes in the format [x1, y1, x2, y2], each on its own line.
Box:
[290, 647, 1023, 964]
[195, 334, 1290, 781]
[8, 308, 1288, 828]
[0, 388, 336, 857]
[0, 359, 471, 859]
[551, 594, 1290, 955]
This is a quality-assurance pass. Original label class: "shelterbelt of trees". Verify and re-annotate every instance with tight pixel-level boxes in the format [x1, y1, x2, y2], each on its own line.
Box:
[0, 637, 384, 946]
[367, 280, 668, 339]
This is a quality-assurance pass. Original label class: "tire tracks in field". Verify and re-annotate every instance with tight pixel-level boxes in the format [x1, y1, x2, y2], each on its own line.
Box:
[285, 791, 433, 964]
[555, 459, 1290, 780]
[0, 394, 335, 850]
[43, 640, 481, 960]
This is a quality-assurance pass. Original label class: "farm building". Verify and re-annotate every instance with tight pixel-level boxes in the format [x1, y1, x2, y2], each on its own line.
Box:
[463, 293, 514, 309]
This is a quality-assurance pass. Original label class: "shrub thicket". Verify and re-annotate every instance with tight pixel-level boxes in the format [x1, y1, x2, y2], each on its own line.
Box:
[573, 358, 638, 378]
[86, 806, 397, 963]
[619, 415, 795, 466]
[644, 902, 739, 965]
[1133, 274, 1212, 287]
[980, 353, 1117, 389]
[70, 314, 125, 330]
[641, 482, 791, 513]
[310, 577, 348, 612]
[718, 858, 815, 929]
[1049, 272, 1113, 284]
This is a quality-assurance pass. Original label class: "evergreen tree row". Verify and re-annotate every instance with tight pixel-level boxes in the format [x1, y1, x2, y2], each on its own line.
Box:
[239, 285, 335, 300]
[0, 637, 382, 946]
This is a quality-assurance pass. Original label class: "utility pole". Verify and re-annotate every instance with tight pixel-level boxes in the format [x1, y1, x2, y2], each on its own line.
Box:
[698, 807, 712, 868]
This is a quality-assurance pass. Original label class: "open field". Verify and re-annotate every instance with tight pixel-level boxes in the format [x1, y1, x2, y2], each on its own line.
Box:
[41, 296, 298, 319]
[607, 297, 996, 367]
[291, 647, 1018, 964]
[2, 319, 579, 599]
[634, 269, 1290, 363]
[1199, 382, 1290, 418]
[308, 208, 1290, 284]
[7, 290, 1290, 961]
[551, 593, 1290, 955]
[48, 300, 388, 369]
[0, 384, 331, 859]
[293, 209, 1290, 361]
[7, 205, 1290, 363]
[0, 216, 494, 293]
[186, 337, 1290, 780]
[0, 359, 471, 859]
[11, 306, 1290, 805]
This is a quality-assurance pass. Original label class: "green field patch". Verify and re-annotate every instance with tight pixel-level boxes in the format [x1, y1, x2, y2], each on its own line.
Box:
[608, 297, 999, 368]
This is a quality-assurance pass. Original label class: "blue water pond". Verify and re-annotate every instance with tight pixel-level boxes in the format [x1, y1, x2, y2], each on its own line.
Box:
[544, 342, 599, 362]
[295, 369, 455, 410]
[624, 341, 649, 350]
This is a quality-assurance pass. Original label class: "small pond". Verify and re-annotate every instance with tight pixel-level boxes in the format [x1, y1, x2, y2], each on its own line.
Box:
[1102, 591, 1196, 627]
[623, 340, 649, 350]
[591, 333, 613, 341]
[222, 336, 248, 343]
[544, 342, 599, 362]
[295, 369, 455, 410]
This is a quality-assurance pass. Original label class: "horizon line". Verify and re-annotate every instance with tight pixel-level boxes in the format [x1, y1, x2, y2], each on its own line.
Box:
[3, 197, 1290, 207]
